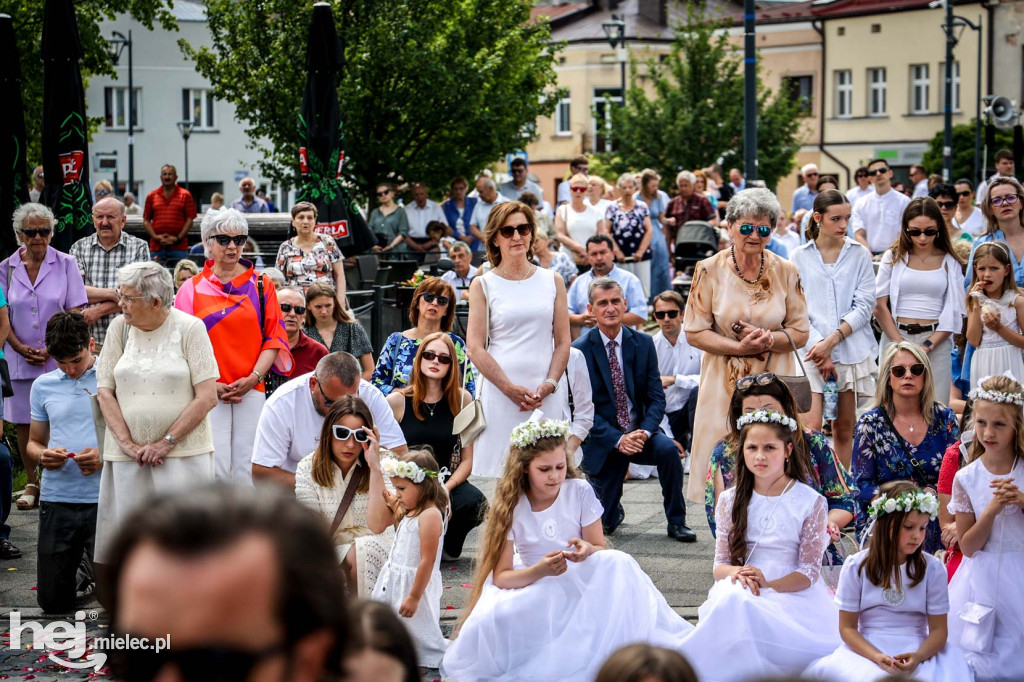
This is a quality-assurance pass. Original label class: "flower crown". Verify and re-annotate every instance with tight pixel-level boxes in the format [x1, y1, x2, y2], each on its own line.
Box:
[868, 490, 940, 520]
[510, 419, 571, 449]
[381, 457, 448, 484]
[736, 410, 798, 432]
[968, 376, 1024, 407]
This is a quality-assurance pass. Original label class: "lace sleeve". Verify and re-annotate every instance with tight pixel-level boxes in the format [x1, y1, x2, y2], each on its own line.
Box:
[796, 494, 829, 584]
[714, 489, 735, 567]
[946, 472, 974, 515]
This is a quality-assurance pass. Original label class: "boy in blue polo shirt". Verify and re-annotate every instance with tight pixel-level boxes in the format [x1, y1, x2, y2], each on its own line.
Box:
[28, 311, 101, 612]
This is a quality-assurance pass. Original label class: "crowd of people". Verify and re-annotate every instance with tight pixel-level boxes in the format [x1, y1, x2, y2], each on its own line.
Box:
[1, 149, 1023, 682]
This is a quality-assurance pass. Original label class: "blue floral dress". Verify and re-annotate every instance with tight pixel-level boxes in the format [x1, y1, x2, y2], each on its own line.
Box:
[605, 202, 652, 261]
[851, 404, 959, 553]
[370, 331, 475, 396]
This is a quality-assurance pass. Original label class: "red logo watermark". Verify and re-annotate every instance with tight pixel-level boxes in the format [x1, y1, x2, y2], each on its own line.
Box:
[299, 147, 310, 175]
[59, 151, 84, 185]
[315, 220, 349, 239]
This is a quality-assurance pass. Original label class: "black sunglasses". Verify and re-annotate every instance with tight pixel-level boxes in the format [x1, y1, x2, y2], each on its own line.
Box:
[421, 292, 450, 306]
[934, 201, 956, 210]
[498, 224, 532, 239]
[739, 224, 772, 238]
[867, 168, 889, 176]
[891, 363, 925, 378]
[213, 234, 248, 247]
[855, 173, 868, 179]
[108, 642, 285, 682]
[280, 303, 306, 315]
[906, 229, 939, 237]
[957, 190, 972, 198]
[421, 350, 453, 365]
[333, 424, 370, 442]
[653, 309, 680, 320]
[315, 380, 336, 408]
[20, 228, 52, 238]
[376, 189, 391, 197]
[736, 372, 778, 391]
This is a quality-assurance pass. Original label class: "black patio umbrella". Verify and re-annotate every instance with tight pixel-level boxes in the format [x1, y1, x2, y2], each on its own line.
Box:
[41, 0, 93, 252]
[295, 2, 374, 255]
[0, 14, 29, 261]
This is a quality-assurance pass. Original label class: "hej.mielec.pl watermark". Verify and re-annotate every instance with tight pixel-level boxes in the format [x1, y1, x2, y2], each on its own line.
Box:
[6, 610, 170, 671]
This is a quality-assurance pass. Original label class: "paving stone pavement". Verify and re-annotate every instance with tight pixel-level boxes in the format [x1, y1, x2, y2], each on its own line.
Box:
[1, 473, 715, 680]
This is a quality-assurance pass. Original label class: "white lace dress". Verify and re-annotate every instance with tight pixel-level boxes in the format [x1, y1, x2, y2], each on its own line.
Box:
[947, 456, 1024, 682]
[969, 291, 1024, 389]
[294, 455, 395, 597]
[440, 479, 694, 681]
[805, 549, 973, 681]
[371, 512, 448, 667]
[679, 481, 840, 682]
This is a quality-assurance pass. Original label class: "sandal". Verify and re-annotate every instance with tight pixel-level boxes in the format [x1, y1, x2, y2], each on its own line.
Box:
[16, 483, 39, 510]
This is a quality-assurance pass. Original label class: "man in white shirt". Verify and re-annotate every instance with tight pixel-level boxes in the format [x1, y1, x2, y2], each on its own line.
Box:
[251, 352, 407, 489]
[556, 155, 590, 207]
[441, 242, 477, 299]
[563, 347, 595, 465]
[651, 291, 701, 470]
[845, 166, 872, 205]
[566, 235, 647, 337]
[910, 164, 930, 198]
[976, 149, 1016, 204]
[851, 158, 911, 256]
[499, 157, 544, 202]
[469, 178, 508, 251]
[404, 182, 446, 251]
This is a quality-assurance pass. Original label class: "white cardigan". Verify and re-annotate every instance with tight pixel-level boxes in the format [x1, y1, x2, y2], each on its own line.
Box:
[875, 250, 966, 334]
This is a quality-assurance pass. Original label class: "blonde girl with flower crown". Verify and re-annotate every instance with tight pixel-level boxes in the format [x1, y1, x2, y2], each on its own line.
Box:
[679, 410, 840, 682]
[371, 449, 450, 668]
[440, 419, 694, 682]
[946, 374, 1024, 682]
[805, 480, 973, 681]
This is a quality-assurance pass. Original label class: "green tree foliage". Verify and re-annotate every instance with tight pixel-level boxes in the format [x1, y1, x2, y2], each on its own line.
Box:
[922, 120, 1013, 182]
[182, 0, 561, 201]
[599, 3, 804, 191]
[3, 0, 177, 166]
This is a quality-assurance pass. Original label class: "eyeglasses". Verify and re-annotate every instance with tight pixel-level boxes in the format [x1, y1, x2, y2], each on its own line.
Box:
[736, 372, 778, 391]
[421, 292, 450, 306]
[570, 186, 588, 193]
[906, 229, 939, 237]
[109, 642, 286, 682]
[867, 168, 889, 176]
[805, 172, 818, 178]
[315, 380, 337, 408]
[855, 173, 868, 179]
[20, 228, 52, 239]
[420, 350, 453, 365]
[653, 309, 680, 320]
[280, 303, 307, 315]
[376, 189, 391, 197]
[991, 194, 1020, 207]
[936, 200, 957, 210]
[333, 424, 370, 442]
[116, 290, 145, 303]
[957, 190, 972, 198]
[511, 167, 526, 174]
[212, 234, 248, 247]
[738, 224, 772, 238]
[95, 189, 111, 197]
[498, 224, 531, 239]
[891, 363, 925, 378]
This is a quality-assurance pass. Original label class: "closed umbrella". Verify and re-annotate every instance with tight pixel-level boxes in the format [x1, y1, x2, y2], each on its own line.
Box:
[41, 0, 93, 252]
[296, 2, 374, 255]
[0, 14, 30, 261]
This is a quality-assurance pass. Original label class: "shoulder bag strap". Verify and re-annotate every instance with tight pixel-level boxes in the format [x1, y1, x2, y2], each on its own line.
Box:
[256, 273, 267, 342]
[776, 327, 809, 378]
[876, 408, 931, 485]
[329, 466, 367, 537]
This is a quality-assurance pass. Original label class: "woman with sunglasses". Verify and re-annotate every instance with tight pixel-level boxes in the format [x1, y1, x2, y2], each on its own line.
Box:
[295, 396, 395, 596]
[874, 197, 965, 405]
[467, 201, 570, 477]
[953, 178, 985, 237]
[554, 173, 607, 269]
[371, 276, 474, 397]
[303, 282, 373, 380]
[851, 342, 959, 553]
[683, 187, 809, 504]
[275, 201, 346, 298]
[605, 173, 654, 295]
[386, 332, 486, 561]
[368, 183, 410, 253]
[1, 204, 87, 510]
[174, 208, 293, 483]
[929, 183, 971, 244]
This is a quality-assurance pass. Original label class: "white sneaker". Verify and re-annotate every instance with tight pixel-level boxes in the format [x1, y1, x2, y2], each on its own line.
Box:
[683, 457, 691, 475]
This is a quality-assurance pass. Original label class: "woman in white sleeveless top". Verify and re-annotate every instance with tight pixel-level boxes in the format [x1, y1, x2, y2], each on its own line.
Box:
[467, 201, 570, 477]
[555, 173, 607, 267]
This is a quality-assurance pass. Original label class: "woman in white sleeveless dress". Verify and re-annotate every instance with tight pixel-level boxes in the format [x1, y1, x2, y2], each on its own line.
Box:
[555, 173, 607, 267]
[467, 202, 570, 477]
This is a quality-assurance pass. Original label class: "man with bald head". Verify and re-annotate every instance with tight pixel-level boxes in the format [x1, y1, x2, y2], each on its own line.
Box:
[232, 177, 269, 214]
[70, 197, 150, 346]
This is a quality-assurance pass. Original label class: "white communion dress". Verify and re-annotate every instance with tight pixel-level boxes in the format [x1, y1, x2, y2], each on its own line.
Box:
[371, 512, 448, 667]
[440, 478, 694, 681]
[969, 290, 1024, 390]
[947, 456, 1024, 682]
[679, 481, 841, 682]
[805, 549, 973, 681]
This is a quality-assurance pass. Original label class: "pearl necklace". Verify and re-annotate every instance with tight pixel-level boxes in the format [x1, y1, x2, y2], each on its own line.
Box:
[731, 245, 764, 285]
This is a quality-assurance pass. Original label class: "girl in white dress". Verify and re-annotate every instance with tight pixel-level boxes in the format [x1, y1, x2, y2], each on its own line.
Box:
[947, 375, 1024, 682]
[966, 242, 1024, 389]
[372, 450, 449, 668]
[679, 410, 840, 682]
[441, 419, 694, 681]
[805, 480, 973, 681]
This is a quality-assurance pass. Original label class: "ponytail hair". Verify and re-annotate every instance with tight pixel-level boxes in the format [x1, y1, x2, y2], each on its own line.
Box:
[806, 189, 848, 241]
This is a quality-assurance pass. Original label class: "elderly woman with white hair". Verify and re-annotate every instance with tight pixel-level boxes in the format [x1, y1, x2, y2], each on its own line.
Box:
[605, 172, 654, 294]
[174, 208, 293, 483]
[683, 188, 810, 505]
[1, 203, 87, 510]
[94, 261, 219, 564]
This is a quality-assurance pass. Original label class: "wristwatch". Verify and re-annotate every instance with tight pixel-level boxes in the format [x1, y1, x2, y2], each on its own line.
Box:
[163, 433, 177, 447]
[922, 339, 934, 349]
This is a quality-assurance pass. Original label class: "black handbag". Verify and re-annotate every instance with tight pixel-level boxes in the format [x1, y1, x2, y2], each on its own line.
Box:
[0, 358, 12, 398]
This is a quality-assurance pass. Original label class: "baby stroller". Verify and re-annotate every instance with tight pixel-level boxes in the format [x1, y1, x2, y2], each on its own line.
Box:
[671, 220, 718, 302]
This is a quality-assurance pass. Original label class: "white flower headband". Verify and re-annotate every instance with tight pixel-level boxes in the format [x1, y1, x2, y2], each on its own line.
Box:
[736, 409, 798, 432]
[868, 490, 940, 520]
[381, 456, 449, 484]
[969, 374, 1024, 407]
[510, 418, 571, 449]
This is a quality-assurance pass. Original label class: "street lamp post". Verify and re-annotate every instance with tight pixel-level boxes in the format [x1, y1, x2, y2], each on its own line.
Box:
[108, 30, 134, 195]
[601, 14, 626, 106]
[941, 6, 983, 182]
[176, 121, 194, 190]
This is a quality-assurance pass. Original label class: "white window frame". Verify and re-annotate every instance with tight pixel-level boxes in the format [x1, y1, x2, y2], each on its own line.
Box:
[910, 64, 930, 114]
[835, 70, 852, 118]
[555, 97, 571, 136]
[182, 88, 217, 130]
[104, 87, 141, 130]
[868, 68, 887, 116]
[592, 87, 622, 153]
[939, 61, 961, 113]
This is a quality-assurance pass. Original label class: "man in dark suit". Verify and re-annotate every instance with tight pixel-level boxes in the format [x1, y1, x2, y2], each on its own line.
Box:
[573, 277, 695, 542]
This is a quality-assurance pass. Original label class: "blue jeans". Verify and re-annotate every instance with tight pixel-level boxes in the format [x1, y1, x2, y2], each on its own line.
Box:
[0, 440, 12, 541]
[150, 249, 189, 267]
[649, 233, 672, 301]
